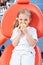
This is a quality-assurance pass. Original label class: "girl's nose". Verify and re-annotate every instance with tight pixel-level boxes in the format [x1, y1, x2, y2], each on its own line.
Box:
[22, 20, 25, 23]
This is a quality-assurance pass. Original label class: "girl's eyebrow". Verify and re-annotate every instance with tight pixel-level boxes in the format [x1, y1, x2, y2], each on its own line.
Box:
[19, 18, 28, 19]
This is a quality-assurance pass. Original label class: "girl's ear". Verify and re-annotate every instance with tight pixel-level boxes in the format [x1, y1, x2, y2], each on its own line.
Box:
[29, 18, 32, 23]
[13, 18, 19, 28]
[16, 18, 19, 21]
[28, 18, 32, 25]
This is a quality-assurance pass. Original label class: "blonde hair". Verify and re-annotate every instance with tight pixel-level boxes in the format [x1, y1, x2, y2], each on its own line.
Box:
[17, 9, 32, 18]
[13, 9, 32, 28]
[13, 19, 19, 28]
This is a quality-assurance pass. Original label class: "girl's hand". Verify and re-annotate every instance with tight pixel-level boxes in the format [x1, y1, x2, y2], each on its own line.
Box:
[18, 25, 22, 35]
[20, 23, 27, 34]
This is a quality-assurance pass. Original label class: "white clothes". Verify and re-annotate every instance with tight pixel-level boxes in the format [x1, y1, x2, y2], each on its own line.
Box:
[10, 26, 38, 65]
[10, 50, 35, 65]
[10, 26, 38, 51]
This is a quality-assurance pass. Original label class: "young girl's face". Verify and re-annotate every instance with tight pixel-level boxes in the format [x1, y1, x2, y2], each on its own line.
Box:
[18, 13, 31, 26]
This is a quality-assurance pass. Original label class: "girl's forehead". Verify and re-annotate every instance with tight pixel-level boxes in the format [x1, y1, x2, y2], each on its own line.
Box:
[19, 13, 29, 19]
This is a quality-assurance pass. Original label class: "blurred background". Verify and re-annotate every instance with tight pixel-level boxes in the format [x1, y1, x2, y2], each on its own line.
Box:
[0, 0, 43, 61]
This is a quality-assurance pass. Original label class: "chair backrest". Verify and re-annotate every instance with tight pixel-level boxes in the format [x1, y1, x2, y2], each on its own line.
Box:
[0, 23, 7, 45]
[1, 0, 43, 39]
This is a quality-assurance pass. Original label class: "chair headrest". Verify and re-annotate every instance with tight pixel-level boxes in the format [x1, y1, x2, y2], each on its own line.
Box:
[16, 0, 30, 4]
[1, 2, 43, 38]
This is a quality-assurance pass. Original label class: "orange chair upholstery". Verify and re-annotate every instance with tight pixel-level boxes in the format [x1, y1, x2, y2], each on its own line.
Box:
[0, 23, 7, 45]
[0, 44, 42, 65]
[1, 1, 43, 38]
[0, 0, 43, 65]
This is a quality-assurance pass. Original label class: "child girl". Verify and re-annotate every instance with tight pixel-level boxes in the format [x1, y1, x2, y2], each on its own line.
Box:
[10, 9, 38, 65]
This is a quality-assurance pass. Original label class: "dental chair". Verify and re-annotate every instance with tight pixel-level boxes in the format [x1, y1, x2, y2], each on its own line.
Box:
[0, 23, 7, 45]
[0, 0, 43, 65]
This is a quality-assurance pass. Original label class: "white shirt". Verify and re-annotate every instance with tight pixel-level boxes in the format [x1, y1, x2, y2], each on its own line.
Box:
[10, 26, 38, 52]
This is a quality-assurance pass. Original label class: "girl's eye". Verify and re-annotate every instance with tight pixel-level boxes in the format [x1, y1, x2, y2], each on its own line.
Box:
[24, 19, 28, 21]
[19, 19, 22, 21]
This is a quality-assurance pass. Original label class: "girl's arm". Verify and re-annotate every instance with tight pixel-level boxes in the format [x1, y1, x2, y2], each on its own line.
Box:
[12, 30, 21, 47]
[24, 30, 37, 46]
[20, 25, 37, 46]
[11, 26, 22, 47]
